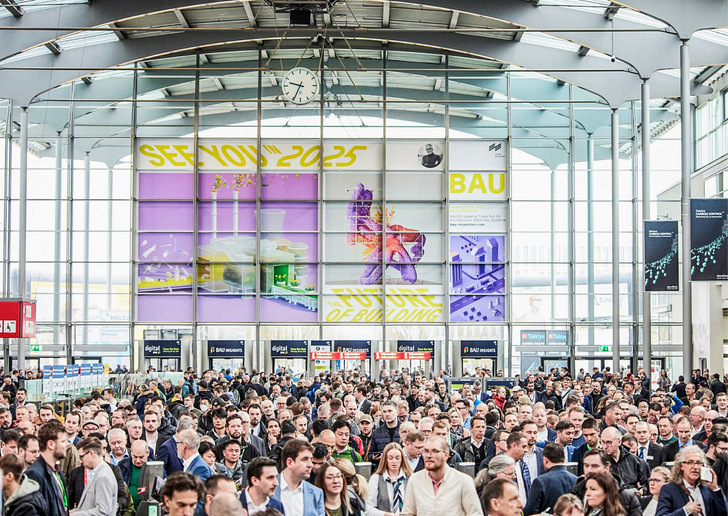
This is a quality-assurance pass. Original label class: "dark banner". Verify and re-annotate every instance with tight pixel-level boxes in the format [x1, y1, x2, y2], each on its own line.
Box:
[461, 340, 498, 358]
[144, 339, 181, 357]
[334, 340, 371, 358]
[397, 340, 435, 354]
[691, 198, 728, 281]
[208, 340, 245, 358]
[270, 340, 308, 358]
[644, 220, 679, 291]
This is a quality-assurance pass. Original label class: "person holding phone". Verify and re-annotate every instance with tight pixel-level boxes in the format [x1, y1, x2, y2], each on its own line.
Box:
[655, 446, 727, 516]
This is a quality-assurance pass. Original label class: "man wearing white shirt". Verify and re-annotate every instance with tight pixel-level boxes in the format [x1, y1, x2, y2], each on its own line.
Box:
[274, 439, 325, 516]
[240, 457, 285, 515]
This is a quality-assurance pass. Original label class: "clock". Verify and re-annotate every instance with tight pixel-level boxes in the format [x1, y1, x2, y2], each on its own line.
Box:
[281, 67, 320, 105]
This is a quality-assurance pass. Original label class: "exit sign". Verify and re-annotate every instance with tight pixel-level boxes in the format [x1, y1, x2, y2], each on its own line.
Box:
[30, 344, 42, 352]
[598, 345, 610, 352]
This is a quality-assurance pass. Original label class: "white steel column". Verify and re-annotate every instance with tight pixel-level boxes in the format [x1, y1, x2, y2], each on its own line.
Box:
[54, 133, 63, 347]
[17, 108, 28, 372]
[641, 82, 652, 380]
[611, 109, 620, 374]
[680, 42, 693, 378]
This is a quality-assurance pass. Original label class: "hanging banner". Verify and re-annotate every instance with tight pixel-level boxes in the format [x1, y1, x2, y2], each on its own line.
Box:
[334, 340, 372, 358]
[270, 340, 308, 358]
[644, 220, 679, 291]
[207, 340, 245, 358]
[690, 198, 728, 281]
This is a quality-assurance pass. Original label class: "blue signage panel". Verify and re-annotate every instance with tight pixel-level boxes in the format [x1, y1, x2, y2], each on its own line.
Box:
[397, 340, 435, 354]
[334, 340, 371, 358]
[270, 340, 308, 358]
[208, 340, 245, 358]
[461, 340, 498, 358]
[144, 339, 182, 357]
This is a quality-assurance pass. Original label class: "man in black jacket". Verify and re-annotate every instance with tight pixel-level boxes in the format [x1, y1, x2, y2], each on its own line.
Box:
[0, 453, 47, 516]
[24, 420, 69, 516]
[570, 449, 642, 516]
[454, 414, 489, 471]
[367, 401, 400, 464]
[601, 427, 649, 495]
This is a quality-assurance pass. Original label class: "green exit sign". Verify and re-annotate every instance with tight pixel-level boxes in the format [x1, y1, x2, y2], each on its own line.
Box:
[598, 345, 610, 352]
[29, 344, 41, 352]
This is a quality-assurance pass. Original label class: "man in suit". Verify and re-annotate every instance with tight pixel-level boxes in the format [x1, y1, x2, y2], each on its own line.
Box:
[523, 443, 578, 516]
[656, 446, 727, 516]
[274, 439, 325, 516]
[354, 386, 371, 414]
[158, 418, 195, 477]
[403, 430, 426, 472]
[177, 429, 212, 482]
[662, 417, 706, 464]
[634, 421, 664, 470]
[240, 457, 286, 514]
[24, 420, 69, 516]
[69, 437, 117, 516]
[519, 420, 547, 479]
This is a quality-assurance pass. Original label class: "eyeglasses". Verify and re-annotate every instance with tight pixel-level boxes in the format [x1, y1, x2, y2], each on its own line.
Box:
[79, 451, 92, 459]
[423, 449, 446, 455]
[648, 478, 665, 484]
[682, 460, 703, 467]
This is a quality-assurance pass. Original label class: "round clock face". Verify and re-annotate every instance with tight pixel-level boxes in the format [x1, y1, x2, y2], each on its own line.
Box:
[282, 67, 320, 105]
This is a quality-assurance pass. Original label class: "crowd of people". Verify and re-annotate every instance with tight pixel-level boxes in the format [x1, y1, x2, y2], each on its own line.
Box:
[0, 365, 727, 516]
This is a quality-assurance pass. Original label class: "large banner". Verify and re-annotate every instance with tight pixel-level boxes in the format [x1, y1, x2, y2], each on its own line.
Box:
[136, 138, 508, 324]
[690, 198, 728, 281]
[644, 220, 679, 291]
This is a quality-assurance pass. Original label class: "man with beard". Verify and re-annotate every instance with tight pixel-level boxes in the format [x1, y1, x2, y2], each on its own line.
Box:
[400, 436, 481, 516]
[24, 420, 69, 516]
[216, 414, 261, 462]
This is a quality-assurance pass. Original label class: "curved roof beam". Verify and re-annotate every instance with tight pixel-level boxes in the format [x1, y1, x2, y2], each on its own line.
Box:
[619, 0, 728, 40]
[0, 28, 707, 108]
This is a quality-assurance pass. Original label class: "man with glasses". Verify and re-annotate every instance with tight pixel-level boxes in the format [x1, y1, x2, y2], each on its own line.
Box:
[600, 427, 648, 495]
[704, 432, 728, 468]
[656, 446, 726, 516]
[401, 436, 482, 516]
[68, 437, 117, 516]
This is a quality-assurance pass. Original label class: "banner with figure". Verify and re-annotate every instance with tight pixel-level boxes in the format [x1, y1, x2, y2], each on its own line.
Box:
[643, 220, 679, 291]
[690, 198, 728, 281]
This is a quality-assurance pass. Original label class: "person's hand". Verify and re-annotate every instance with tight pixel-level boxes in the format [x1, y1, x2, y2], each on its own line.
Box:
[268, 435, 277, 445]
[704, 468, 719, 491]
[684, 502, 702, 515]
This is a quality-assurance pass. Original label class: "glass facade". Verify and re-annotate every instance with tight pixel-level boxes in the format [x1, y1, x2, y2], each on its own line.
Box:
[0, 48, 685, 374]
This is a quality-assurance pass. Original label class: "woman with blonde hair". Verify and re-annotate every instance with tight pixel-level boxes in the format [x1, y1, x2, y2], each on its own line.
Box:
[554, 494, 584, 516]
[366, 442, 412, 516]
[639, 466, 669, 516]
[448, 408, 471, 439]
[333, 458, 367, 516]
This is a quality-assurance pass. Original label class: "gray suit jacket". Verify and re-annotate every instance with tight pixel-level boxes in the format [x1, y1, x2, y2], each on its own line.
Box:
[73, 461, 118, 516]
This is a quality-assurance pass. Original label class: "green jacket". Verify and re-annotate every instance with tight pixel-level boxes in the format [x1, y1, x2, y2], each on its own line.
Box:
[332, 445, 362, 463]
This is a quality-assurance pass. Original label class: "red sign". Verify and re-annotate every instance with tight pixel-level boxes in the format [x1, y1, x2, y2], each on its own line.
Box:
[310, 352, 367, 361]
[374, 352, 431, 360]
[0, 300, 36, 338]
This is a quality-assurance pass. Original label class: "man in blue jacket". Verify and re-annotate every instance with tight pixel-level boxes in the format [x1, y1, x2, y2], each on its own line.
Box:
[240, 457, 285, 514]
[656, 446, 727, 516]
[24, 420, 69, 516]
[523, 443, 578, 516]
[177, 429, 212, 482]
[274, 439, 324, 516]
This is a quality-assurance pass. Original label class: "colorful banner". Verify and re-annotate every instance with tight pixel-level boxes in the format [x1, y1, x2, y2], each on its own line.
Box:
[449, 203, 507, 232]
[323, 286, 444, 323]
[461, 340, 498, 358]
[449, 235, 505, 322]
[207, 340, 245, 357]
[270, 340, 308, 358]
[143, 340, 181, 357]
[644, 220, 679, 291]
[397, 340, 435, 354]
[690, 198, 728, 281]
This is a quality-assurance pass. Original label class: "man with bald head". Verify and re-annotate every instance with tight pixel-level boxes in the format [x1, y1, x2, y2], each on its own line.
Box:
[317, 429, 335, 460]
[401, 436, 482, 516]
[600, 427, 648, 494]
[119, 440, 150, 510]
[690, 406, 707, 437]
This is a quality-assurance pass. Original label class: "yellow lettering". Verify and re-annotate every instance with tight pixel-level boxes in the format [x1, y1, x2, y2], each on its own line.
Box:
[199, 145, 227, 167]
[156, 145, 186, 167]
[222, 145, 246, 167]
[173, 145, 195, 166]
[139, 145, 164, 167]
[468, 173, 487, 194]
[450, 173, 466, 193]
[489, 173, 505, 194]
